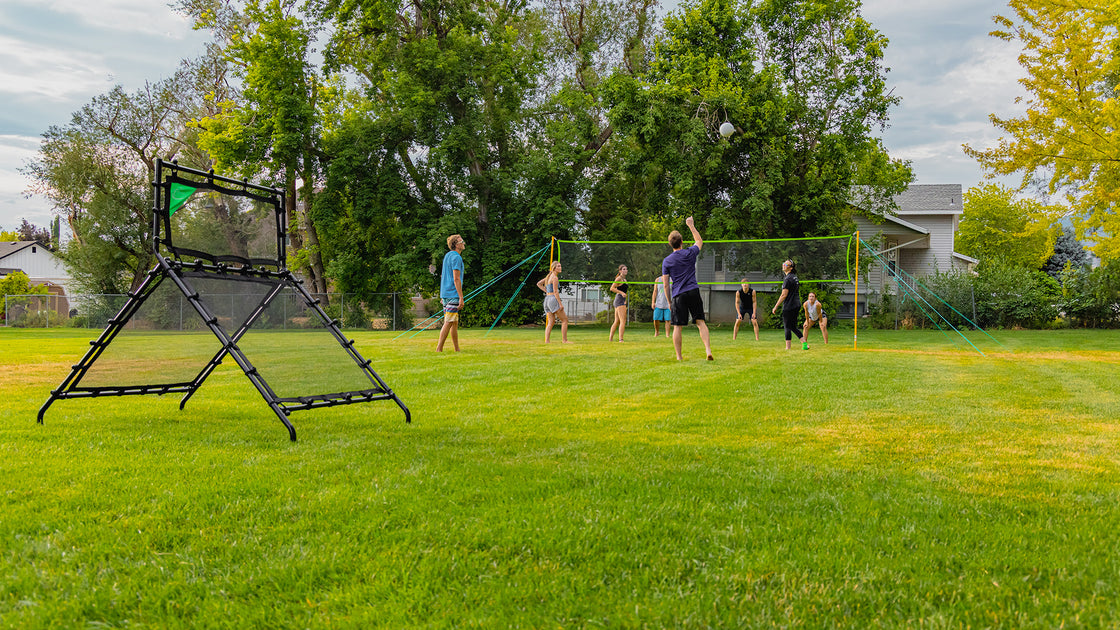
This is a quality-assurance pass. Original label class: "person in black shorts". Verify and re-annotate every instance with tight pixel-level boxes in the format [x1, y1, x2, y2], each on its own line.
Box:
[771, 259, 807, 350]
[660, 216, 714, 361]
[608, 264, 628, 342]
[733, 278, 759, 341]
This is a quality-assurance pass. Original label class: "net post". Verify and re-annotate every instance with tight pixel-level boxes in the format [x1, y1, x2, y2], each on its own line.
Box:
[854, 231, 860, 350]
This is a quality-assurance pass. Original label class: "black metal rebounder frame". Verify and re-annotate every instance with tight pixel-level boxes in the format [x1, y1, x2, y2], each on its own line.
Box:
[38, 159, 410, 441]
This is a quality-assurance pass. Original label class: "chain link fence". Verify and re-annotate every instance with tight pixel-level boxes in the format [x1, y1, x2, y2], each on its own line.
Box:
[3, 292, 411, 331]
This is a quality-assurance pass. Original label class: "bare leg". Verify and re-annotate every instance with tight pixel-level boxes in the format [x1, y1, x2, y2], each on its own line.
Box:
[672, 324, 684, 360]
[696, 319, 713, 360]
[608, 311, 618, 341]
[437, 319, 452, 351]
[559, 310, 570, 342]
[821, 319, 829, 344]
[653, 320, 660, 337]
[752, 317, 760, 341]
[733, 317, 740, 339]
[450, 321, 459, 351]
[544, 312, 554, 343]
[617, 306, 627, 341]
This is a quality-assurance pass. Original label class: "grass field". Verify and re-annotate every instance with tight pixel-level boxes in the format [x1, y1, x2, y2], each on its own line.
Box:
[2, 324, 1119, 628]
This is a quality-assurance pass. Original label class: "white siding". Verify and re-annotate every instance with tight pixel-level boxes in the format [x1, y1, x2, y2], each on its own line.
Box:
[0, 245, 69, 286]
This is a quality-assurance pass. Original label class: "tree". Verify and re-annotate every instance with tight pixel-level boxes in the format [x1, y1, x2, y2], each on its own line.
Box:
[187, 0, 331, 297]
[603, 0, 909, 242]
[15, 219, 52, 248]
[753, 0, 912, 233]
[0, 271, 49, 322]
[1043, 223, 1089, 279]
[963, 0, 1120, 263]
[957, 183, 1060, 269]
[23, 77, 198, 293]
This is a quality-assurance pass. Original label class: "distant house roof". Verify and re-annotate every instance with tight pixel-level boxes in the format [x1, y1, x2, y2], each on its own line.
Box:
[893, 184, 963, 215]
[0, 241, 44, 260]
[953, 251, 980, 265]
[0, 267, 20, 276]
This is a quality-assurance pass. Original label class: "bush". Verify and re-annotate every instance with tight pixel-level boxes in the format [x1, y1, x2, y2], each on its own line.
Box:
[973, 257, 1060, 328]
[1059, 264, 1120, 328]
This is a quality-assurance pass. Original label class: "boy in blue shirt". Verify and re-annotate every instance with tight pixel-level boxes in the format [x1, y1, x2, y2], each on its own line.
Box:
[437, 234, 466, 352]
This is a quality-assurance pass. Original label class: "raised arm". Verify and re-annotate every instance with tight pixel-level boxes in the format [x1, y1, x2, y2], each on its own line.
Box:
[685, 216, 703, 250]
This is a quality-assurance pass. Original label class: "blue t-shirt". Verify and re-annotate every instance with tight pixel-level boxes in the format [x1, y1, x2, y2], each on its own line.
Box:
[440, 250, 464, 299]
[662, 245, 700, 297]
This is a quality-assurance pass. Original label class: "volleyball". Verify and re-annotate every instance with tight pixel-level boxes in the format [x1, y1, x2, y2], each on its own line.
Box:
[719, 121, 735, 138]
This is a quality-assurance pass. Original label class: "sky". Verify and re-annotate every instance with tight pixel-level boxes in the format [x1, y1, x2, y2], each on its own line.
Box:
[0, 0, 1025, 235]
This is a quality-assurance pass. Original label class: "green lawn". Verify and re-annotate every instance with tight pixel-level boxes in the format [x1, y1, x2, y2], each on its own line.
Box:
[1, 324, 1118, 628]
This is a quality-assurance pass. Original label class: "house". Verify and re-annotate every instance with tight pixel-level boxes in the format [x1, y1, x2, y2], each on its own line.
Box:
[0, 241, 72, 320]
[847, 184, 977, 318]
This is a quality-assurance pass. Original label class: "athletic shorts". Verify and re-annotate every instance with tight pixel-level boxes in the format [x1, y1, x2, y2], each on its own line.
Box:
[738, 308, 754, 320]
[653, 307, 671, 321]
[671, 288, 705, 326]
[442, 298, 460, 323]
[544, 295, 561, 314]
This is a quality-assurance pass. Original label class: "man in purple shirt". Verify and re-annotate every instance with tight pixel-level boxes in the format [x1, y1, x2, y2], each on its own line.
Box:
[661, 216, 714, 361]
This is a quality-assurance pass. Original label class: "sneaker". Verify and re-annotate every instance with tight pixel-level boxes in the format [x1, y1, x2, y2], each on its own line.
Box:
[802, 342, 809, 350]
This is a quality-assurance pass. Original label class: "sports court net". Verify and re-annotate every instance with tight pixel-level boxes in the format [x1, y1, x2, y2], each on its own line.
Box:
[554, 235, 855, 286]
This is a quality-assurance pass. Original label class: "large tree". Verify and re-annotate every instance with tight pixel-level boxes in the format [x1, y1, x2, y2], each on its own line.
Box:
[186, 0, 331, 296]
[957, 183, 1060, 270]
[604, 0, 909, 242]
[23, 75, 203, 293]
[964, 0, 1120, 263]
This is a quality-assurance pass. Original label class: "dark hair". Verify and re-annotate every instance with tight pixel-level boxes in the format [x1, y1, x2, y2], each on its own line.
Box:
[668, 230, 683, 249]
[785, 259, 796, 273]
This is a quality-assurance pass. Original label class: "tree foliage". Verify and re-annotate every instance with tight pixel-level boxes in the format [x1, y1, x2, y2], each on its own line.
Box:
[1043, 223, 1089, 279]
[957, 183, 1060, 270]
[22, 76, 203, 293]
[964, 0, 1120, 263]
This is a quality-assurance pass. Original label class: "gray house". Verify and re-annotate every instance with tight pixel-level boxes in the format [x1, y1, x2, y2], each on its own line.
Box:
[847, 184, 977, 318]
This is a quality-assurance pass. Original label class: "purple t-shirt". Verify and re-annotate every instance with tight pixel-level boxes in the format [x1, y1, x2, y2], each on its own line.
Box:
[662, 245, 700, 297]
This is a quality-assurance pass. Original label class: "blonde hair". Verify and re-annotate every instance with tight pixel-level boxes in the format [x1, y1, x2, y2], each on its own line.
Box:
[447, 234, 462, 250]
[550, 261, 562, 272]
[668, 230, 683, 249]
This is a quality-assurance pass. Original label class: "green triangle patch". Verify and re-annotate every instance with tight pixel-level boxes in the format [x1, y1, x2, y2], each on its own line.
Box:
[168, 183, 198, 216]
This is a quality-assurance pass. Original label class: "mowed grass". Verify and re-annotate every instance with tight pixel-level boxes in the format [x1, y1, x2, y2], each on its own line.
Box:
[1, 324, 1119, 628]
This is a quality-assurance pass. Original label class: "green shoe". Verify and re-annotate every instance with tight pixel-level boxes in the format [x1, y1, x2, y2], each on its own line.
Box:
[802, 342, 809, 350]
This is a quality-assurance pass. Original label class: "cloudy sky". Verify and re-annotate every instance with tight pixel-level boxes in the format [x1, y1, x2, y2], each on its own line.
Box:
[0, 0, 1024, 234]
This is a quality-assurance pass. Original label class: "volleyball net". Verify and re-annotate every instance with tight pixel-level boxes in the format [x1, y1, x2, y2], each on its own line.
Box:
[552, 234, 856, 286]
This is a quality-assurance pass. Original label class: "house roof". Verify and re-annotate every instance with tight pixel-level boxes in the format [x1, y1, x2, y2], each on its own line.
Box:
[953, 251, 980, 264]
[894, 184, 963, 215]
[0, 241, 40, 260]
[881, 214, 929, 235]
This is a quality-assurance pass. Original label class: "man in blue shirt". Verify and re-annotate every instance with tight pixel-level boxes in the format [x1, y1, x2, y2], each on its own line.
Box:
[437, 234, 466, 352]
[661, 216, 713, 361]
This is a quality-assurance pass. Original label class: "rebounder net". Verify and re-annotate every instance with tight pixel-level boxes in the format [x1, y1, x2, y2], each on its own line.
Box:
[161, 179, 283, 267]
[75, 273, 375, 399]
[554, 235, 855, 286]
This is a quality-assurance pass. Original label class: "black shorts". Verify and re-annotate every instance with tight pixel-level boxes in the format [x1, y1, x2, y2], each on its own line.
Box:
[671, 288, 706, 326]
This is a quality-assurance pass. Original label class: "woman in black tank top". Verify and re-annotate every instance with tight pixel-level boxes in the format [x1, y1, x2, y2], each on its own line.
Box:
[608, 264, 628, 342]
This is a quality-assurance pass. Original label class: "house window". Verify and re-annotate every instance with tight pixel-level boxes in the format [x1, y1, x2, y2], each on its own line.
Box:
[581, 287, 601, 302]
[714, 254, 723, 272]
[32, 246, 37, 253]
